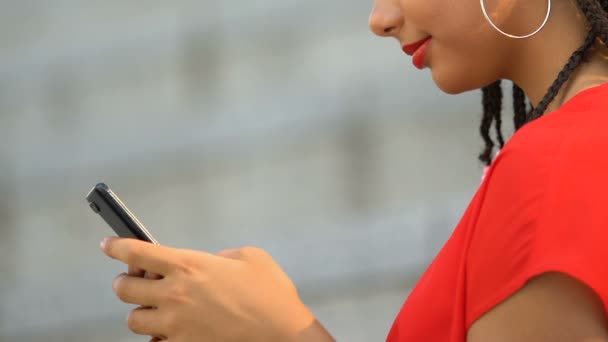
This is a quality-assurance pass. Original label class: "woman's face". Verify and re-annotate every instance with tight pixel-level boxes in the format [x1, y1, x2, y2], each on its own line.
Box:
[369, 0, 518, 94]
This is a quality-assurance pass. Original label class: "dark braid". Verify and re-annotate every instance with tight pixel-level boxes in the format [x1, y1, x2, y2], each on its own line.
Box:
[527, 32, 597, 121]
[477, 0, 608, 166]
[494, 94, 506, 148]
[479, 80, 502, 165]
[512, 84, 527, 130]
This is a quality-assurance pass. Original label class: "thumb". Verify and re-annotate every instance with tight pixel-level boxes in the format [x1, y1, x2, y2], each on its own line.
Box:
[216, 248, 242, 260]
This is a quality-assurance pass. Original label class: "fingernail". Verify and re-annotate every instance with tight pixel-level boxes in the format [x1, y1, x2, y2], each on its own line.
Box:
[100, 237, 111, 250]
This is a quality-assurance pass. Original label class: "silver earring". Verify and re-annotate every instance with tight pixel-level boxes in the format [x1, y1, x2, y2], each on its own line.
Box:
[480, 0, 552, 39]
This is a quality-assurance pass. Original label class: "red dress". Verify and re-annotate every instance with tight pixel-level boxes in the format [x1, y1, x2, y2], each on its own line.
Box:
[387, 83, 608, 341]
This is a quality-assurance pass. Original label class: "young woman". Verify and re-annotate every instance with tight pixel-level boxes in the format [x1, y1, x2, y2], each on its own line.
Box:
[100, 0, 608, 341]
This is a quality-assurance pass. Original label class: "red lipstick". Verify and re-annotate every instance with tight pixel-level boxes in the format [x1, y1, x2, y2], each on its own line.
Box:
[402, 36, 432, 69]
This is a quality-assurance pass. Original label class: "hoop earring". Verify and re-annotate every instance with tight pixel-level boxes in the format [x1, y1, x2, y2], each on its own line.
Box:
[480, 0, 552, 39]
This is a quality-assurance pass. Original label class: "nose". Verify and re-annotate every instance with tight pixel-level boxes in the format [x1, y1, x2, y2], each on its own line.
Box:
[369, 2, 404, 37]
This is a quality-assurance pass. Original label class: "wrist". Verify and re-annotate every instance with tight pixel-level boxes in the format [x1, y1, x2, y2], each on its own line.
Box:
[293, 318, 335, 342]
[277, 301, 335, 342]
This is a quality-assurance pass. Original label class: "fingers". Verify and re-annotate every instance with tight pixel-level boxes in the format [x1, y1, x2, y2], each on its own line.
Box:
[128, 265, 145, 277]
[127, 306, 166, 338]
[216, 248, 242, 260]
[149, 338, 166, 342]
[145, 272, 163, 280]
[101, 237, 176, 276]
[216, 246, 267, 262]
[113, 273, 163, 307]
[128, 265, 163, 281]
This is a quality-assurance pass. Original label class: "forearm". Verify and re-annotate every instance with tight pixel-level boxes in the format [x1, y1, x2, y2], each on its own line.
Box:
[294, 319, 335, 342]
[278, 302, 335, 342]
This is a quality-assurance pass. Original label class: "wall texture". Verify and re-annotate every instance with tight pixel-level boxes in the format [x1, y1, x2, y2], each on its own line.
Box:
[0, 1, 504, 341]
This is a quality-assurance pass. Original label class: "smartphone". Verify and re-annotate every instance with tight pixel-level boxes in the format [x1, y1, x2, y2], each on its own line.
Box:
[86, 182, 159, 244]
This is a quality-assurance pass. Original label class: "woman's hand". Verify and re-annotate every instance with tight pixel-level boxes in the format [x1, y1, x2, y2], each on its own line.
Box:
[100, 237, 334, 342]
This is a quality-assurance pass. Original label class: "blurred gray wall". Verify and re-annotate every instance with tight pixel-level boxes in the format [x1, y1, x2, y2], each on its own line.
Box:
[0, 1, 505, 341]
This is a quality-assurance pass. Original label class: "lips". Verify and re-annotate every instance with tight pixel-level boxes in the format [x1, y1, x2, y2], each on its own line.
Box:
[402, 37, 431, 56]
[402, 36, 432, 69]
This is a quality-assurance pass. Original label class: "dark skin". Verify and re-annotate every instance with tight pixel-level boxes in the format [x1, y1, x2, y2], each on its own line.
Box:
[371, 0, 608, 340]
[479, 0, 608, 165]
[101, 0, 608, 341]
[369, 0, 608, 109]
[102, 238, 335, 342]
[468, 273, 608, 341]
[102, 238, 608, 341]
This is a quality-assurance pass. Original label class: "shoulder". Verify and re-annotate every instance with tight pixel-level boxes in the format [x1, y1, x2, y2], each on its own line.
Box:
[490, 86, 608, 213]
[465, 87, 608, 329]
[485, 85, 608, 197]
[467, 272, 608, 342]
[502, 82, 608, 170]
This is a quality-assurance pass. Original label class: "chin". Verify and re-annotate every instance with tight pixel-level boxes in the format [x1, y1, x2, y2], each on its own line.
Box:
[430, 62, 495, 95]
[431, 68, 478, 95]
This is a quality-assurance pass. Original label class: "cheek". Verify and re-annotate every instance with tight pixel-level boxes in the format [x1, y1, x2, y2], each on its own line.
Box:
[429, 38, 505, 94]
[425, 4, 508, 93]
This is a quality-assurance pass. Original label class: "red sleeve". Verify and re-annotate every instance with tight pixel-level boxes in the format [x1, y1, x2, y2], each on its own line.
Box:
[465, 122, 608, 329]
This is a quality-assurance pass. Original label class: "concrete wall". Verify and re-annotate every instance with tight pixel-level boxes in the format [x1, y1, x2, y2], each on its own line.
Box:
[0, 1, 504, 341]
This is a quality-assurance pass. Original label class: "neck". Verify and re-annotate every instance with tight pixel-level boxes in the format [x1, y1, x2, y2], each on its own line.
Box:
[506, 0, 608, 113]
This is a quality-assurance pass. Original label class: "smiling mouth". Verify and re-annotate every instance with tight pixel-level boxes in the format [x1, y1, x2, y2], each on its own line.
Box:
[402, 36, 432, 56]
[402, 36, 432, 70]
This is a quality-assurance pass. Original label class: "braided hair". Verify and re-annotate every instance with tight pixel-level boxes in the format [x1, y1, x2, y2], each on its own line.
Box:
[478, 0, 608, 166]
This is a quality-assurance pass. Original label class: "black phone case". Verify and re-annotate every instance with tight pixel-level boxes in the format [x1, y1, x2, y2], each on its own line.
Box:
[86, 183, 158, 244]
